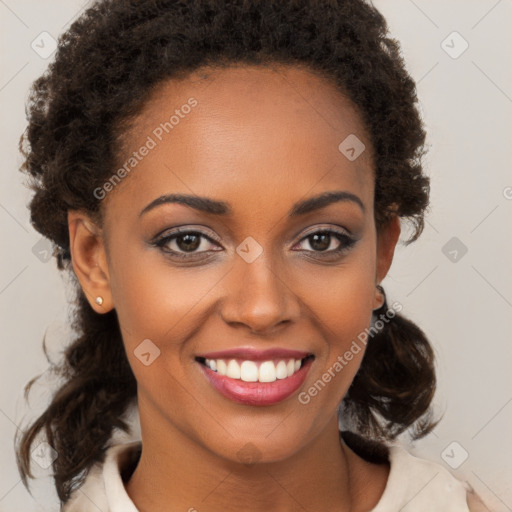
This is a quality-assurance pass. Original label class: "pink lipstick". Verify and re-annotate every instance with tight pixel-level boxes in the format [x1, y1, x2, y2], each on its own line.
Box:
[196, 349, 314, 406]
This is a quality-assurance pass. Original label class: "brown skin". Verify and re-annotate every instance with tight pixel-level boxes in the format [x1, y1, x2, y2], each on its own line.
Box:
[68, 64, 400, 512]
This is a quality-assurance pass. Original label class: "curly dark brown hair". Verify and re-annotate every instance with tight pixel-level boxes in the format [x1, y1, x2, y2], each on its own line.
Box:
[15, 0, 437, 504]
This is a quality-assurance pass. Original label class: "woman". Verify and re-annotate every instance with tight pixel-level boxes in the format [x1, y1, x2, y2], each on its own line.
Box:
[15, 0, 488, 510]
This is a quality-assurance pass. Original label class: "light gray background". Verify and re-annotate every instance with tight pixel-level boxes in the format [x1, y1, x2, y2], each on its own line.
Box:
[1, 1, 511, 510]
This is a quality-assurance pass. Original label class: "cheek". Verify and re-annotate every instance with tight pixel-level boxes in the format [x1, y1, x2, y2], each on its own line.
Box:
[108, 256, 218, 407]
[306, 240, 377, 339]
[108, 242, 223, 345]
[301, 239, 377, 397]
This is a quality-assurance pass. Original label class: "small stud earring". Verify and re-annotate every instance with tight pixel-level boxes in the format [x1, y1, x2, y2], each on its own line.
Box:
[95, 296, 103, 306]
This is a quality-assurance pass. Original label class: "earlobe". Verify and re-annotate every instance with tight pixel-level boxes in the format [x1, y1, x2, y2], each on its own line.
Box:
[67, 210, 114, 313]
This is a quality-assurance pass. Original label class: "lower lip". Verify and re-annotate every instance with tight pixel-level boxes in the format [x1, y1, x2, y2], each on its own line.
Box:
[198, 358, 313, 406]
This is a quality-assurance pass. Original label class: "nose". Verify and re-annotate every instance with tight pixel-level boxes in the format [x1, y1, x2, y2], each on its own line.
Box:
[219, 252, 301, 335]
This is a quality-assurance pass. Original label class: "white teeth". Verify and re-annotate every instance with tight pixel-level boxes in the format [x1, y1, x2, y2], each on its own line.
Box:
[240, 361, 258, 382]
[203, 356, 306, 383]
[226, 359, 241, 379]
[275, 360, 288, 379]
[258, 361, 277, 382]
[286, 359, 295, 377]
[216, 359, 227, 376]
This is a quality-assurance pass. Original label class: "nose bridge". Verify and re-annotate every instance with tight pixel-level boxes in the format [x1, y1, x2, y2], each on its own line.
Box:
[220, 244, 299, 333]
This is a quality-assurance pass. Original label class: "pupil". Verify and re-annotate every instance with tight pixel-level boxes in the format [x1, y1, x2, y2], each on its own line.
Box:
[311, 233, 330, 251]
[177, 233, 200, 252]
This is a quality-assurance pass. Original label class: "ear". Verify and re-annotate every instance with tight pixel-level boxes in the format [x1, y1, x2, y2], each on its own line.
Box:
[67, 210, 114, 313]
[373, 214, 401, 309]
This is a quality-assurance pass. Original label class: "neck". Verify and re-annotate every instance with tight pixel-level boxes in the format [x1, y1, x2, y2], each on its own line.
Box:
[125, 398, 387, 512]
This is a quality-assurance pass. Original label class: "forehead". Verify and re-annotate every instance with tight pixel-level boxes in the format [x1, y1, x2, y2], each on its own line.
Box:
[106, 64, 375, 219]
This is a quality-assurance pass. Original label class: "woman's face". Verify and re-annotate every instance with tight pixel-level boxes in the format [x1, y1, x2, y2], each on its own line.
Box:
[70, 64, 399, 463]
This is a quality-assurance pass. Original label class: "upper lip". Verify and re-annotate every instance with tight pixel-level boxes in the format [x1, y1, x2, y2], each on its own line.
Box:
[196, 347, 313, 361]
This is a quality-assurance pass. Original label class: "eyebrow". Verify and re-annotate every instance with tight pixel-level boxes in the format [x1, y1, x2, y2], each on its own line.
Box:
[139, 190, 365, 218]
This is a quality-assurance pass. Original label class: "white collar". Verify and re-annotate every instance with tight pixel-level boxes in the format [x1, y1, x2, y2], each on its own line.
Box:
[63, 439, 470, 511]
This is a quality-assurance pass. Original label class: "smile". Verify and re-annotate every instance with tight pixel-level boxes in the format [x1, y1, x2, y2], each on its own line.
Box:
[201, 357, 306, 382]
[196, 352, 314, 406]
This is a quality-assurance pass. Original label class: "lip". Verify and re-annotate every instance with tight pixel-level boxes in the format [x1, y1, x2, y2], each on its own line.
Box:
[196, 347, 312, 362]
[197, 355, 314, 406]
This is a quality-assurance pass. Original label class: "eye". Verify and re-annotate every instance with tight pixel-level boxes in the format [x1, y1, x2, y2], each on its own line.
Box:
[293, 228, 356, 256]
[153, 228, 221, 258]
[152, 226, 357, 261]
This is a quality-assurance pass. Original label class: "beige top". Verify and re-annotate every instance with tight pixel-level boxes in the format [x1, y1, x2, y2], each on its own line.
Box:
[62, 440, 472, 511]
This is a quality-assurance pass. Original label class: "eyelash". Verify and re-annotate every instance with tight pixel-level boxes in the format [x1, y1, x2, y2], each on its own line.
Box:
[152, 227, 357, 261]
